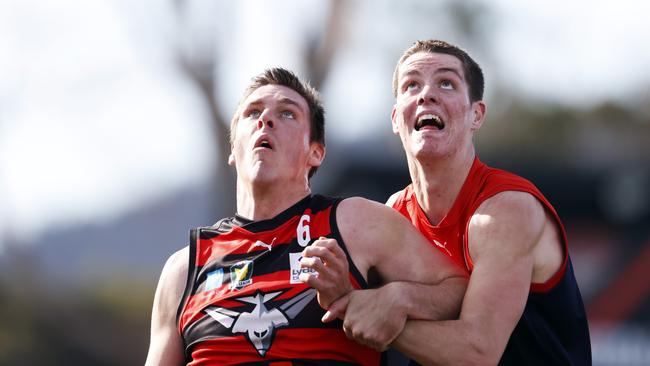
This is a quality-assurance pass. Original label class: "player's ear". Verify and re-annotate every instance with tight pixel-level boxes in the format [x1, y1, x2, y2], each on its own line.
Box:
[228, 151, 236, 166]
[308, 142, 325, 168]
[391, 104, 399, 134]
[470, 101, 486, 131]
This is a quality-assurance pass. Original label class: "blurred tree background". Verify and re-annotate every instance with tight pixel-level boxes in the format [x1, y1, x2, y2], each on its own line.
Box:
[1, 0, 649, 364]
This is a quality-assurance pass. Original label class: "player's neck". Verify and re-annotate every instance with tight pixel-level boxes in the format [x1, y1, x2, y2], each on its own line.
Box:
[235, 179, 311, 221]
[408, 148, 475, 225]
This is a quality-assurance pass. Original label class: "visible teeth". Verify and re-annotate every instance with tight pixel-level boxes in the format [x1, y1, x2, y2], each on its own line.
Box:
[418, 114, 440, 123]
[415, 113, 444, 131]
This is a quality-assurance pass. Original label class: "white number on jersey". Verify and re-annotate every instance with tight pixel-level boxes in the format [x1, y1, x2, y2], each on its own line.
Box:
[297, 215, 311, 247]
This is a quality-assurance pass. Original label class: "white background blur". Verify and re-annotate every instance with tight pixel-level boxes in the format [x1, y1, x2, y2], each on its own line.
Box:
[1, 1, 650, 364]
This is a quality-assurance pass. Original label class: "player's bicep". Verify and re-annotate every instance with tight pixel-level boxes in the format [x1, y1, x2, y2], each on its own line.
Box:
[338, 197, 464, 285]
[460, 192, 544, 354]
[460, 245, 533, 347]
[145, 248, 188, 366]
[372, 208, 466, 284]
[146, 327, 185, 366]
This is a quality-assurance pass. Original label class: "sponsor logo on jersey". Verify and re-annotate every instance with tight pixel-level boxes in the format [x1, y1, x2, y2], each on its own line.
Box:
[205, 268, 224, 291]
[204, 288, 316, 357]
[251, 237, 276, 252]
[433, 239, 452, 256]
[289, 252, 318, 284]
[230, 260, 254, 290]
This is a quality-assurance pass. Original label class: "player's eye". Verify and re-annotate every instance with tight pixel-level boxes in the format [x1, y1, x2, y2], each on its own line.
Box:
[281, 110, 295, 119]
[440, 80, 454, 90]
[405, 81, 419, 92]
[248, 109, 261, 119]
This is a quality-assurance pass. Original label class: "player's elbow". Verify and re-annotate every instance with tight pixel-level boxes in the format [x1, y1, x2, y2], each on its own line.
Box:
[416, 339, 500, 366]
[460, 348, 500, 366]
[460, 331, 503, 366]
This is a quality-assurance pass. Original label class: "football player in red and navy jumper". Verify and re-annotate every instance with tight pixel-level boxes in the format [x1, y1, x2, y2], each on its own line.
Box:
[321, 40, 591, 366]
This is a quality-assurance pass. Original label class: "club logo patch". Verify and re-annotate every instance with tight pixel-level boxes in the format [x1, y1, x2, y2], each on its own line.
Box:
[230, 260, 254, 290]
[204, 288, 316, 356]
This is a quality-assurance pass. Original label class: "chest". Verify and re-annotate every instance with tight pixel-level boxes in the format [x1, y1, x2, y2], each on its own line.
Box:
[180, 209, 341, 357]
[417, 220, 467, 268]
[194, 210, 335, 302]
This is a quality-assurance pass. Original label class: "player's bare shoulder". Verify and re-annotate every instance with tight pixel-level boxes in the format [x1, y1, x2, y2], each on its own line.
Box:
[146, 246, 189, 366]
[163, 246, 189, 285]
[337, 196, 412, 237]
[153, 246, 190, 319]
[335, 197, 394, 272]
[469, 191, 547, 259]
[335, 197, 426, 273]
[385, 191, 401, 207]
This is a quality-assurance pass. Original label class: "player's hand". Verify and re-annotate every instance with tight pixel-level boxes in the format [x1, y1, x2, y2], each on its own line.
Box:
[299, 237, 354, 310]
[341, 284, 407, 351]
[321, 293, 349, 323]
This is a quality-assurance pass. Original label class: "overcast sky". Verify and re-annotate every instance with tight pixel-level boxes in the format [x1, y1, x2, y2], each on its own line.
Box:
[1, 0, 649, 249]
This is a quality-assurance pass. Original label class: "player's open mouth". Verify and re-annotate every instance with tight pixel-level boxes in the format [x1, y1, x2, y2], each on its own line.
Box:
[415, 114, 445, 131]
[254, 138, 273, 150]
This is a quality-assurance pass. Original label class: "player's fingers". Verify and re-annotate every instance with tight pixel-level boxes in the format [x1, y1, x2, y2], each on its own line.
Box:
[302, 252, 340, 278]
[322, 294, 349, 322]
[299, 256, 326, 272]
[321, 310, 336, 323]
[301, 244, 337, 265]
[311, 236, 336, 247]
[310, 237, 346, 259]
[367, 332, 390, 352]
[301, 246, 330, 266]
[299, 271, 320, 287]
[349, 329, 383, 351]
[342, 319, 357, 340]
[303, 246, 349, 276]
[300, 257, 342, 284]
[349, 328, 372, 348]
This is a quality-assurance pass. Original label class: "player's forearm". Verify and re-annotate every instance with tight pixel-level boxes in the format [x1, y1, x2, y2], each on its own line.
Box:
[144, 333, 186, 366]
[386, 275, 467, 321]
[392, 319, 501, 366]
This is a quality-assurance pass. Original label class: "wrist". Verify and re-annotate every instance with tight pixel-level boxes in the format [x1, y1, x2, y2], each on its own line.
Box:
[384, 282, 410, 318]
